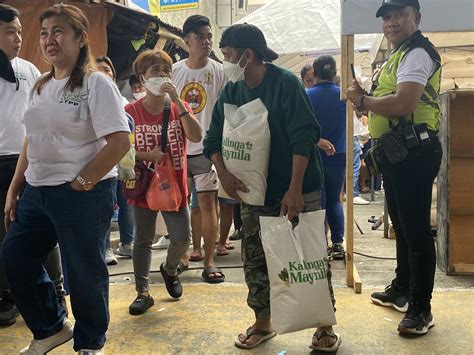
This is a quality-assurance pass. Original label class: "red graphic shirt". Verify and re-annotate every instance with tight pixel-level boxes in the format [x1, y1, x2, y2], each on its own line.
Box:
[125, 99, 190, 209]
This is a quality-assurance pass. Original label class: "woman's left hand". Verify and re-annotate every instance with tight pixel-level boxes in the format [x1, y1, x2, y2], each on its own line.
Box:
[160, 82, 180, 103]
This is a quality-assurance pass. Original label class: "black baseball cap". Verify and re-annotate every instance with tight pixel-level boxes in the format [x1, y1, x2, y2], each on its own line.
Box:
[376, 0, 420, 18]
[182, 15, 210, 36]
[219, 23, 279, 62]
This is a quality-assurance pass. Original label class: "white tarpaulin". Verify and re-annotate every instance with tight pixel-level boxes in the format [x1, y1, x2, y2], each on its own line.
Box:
[342, 0, 474, 35]
[236, 0, 381, 55]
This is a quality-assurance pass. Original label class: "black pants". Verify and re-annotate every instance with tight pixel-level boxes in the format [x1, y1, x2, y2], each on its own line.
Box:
[381, 137, 442, 310]
[234, 203, 242, 230]
[0, 156, 63, 296]
[0, 156, 18, 292]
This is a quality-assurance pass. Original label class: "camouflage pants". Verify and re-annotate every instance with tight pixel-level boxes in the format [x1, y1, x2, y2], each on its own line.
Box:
[241, 191, 336, 320]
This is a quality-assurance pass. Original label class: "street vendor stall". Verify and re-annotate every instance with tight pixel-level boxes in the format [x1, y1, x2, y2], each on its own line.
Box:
[2, 0, 187, 80]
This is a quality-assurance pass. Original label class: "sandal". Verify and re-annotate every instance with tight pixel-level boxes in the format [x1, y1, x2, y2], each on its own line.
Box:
[216, 247, 229, 256]
[176, 261, 188, 275]
[235, 327, 276, 349]
[225, 242, 235, 250]
[160, 263, 182, 299]
[201, 266, 225, 284]
[309, 329, 341, 352]
[189, 253, 204, 262]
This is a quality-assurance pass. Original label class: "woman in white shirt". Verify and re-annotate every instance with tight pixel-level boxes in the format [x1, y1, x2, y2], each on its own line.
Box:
[2, 4, 130, 354]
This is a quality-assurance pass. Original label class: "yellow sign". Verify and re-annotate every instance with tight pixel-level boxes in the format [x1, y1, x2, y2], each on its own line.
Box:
[149, 0, 160, 14]
[160, 0, 199, 12]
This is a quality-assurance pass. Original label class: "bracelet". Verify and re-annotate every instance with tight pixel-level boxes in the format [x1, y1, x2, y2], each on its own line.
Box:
[179, 111, 190, 118]
[359, 95, 366, 111]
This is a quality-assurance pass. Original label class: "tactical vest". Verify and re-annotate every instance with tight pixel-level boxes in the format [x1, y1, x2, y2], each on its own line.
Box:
[369, 31, 442, 138]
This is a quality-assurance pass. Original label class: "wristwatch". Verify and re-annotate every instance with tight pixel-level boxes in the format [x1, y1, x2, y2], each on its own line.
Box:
[75, 175, 94, 191]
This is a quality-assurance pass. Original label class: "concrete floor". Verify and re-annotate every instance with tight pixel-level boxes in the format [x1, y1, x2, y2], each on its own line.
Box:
[1, 192, 473, 354]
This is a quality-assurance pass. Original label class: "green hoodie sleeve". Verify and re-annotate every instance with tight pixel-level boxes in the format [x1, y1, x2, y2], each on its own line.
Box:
[203, 90, 226, 160]
[282, 75, 321, 158]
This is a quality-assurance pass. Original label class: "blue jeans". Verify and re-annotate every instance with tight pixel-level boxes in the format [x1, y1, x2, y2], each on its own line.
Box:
[321, 153, 346, 244]
[3, 180, 113, 350]
[105, 179, 134, 248]
[353, 136, 362, 197]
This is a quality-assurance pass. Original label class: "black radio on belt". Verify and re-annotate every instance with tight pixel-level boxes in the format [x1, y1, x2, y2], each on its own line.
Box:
[401, 123, 431, 148]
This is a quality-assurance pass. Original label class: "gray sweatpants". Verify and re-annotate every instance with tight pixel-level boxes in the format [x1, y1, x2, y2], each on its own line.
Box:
[132, 206, 190, 293]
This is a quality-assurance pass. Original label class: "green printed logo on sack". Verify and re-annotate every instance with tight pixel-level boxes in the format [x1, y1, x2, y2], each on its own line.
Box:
[278, 259, 328, 286]
[222, 137, 252, 162]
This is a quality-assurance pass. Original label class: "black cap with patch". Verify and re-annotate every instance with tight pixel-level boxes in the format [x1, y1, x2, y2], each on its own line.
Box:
[219, 23, 279, 62]
[376, 0, 420, 18]
[182, 15, 210, 36]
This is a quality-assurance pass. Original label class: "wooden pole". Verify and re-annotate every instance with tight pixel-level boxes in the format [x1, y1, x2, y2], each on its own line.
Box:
[341, 35, 362, 293]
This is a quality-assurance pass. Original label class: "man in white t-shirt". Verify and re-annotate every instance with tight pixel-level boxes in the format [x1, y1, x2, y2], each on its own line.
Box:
[0, 4, 65, 327]
[172, 15, 227, 282]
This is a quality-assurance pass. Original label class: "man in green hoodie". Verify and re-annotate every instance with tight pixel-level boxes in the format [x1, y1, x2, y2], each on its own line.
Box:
[203, 23, 340, 352]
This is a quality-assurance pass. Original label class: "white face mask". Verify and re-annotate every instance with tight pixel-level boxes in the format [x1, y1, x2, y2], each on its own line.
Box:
[132, 91, 146, 100]
[223, 52, 248, 83]
[143, 76, 172, 96]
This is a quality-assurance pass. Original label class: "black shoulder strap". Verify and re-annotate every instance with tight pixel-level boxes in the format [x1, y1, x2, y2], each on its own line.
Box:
[403, 31, 441, 70]
[160, 96, 171, 153]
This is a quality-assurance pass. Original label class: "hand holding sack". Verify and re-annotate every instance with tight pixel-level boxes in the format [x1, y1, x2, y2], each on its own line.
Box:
[259, 210, 337, 334]
[219, 99, 270, 206]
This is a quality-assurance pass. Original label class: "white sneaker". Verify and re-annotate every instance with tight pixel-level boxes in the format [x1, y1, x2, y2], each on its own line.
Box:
[105, 248, 117, 265]
[151, 236, 170, 250]
[115, 243, 133, 258]
[20, 318, 73, 354]
[353, 196, 370, 205]
[78, 349, 104, 355]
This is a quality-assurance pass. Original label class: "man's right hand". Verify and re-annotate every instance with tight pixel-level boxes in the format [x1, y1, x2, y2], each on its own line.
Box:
[317, 138, 336, 156]
[219, 170, 249, 200]
[4, 194, 18, 232]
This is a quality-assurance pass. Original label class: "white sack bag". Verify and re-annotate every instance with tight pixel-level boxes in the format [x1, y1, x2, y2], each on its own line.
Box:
[219, 99, 270, 206]
[260, 210, 337, 334]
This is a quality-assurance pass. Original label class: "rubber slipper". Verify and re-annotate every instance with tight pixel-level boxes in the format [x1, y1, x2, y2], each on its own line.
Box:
[189, 253, 204, 262]
[309, 330, 341, 352]
[235, 327, 276, 349]
[201, 266, 225, 283]
[216, 248, 229, 256]
[225, 242, 235, 250]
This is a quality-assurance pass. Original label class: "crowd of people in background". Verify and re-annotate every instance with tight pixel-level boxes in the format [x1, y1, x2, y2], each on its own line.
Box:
[0, 0, 442, 353]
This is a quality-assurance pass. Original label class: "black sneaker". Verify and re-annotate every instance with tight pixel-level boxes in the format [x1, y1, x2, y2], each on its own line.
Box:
[398, 306, 435, 335]
[160, 263, 182, 299]
[371, 285, 409, 312]
[229, 229, 243, 241]
[0, 293, 19, 327]
[129, 294, 154, 315]
[331, 243, 345, 260]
